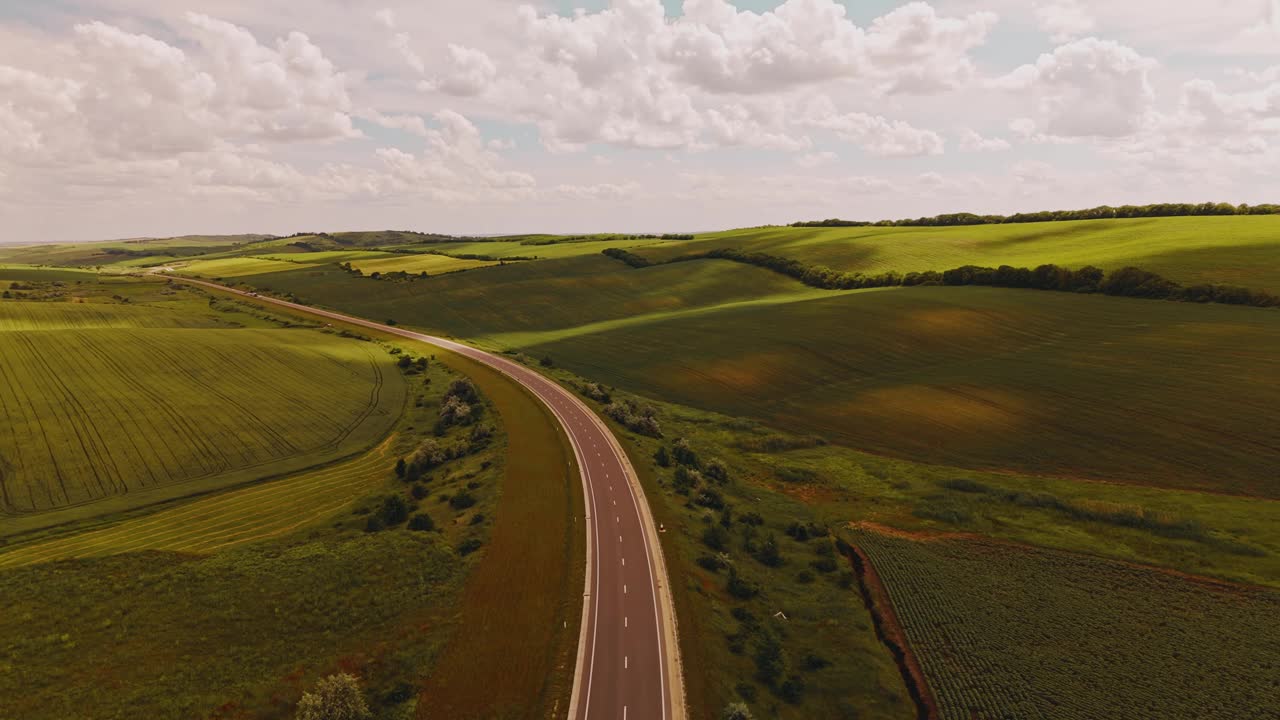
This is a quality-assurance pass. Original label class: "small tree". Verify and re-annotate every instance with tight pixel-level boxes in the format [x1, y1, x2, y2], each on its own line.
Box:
[394, 458, 407, 478]
[296, 673, 371, 720]
[722, 702, 755, 720]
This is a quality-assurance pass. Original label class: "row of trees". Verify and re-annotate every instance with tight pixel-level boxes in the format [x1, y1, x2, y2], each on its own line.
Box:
[603, 247, 1279, 308]
[792, 202, 1280, 228]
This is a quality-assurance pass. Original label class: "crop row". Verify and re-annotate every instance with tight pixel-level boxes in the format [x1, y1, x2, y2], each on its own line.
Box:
[850, 528, 1280, 720]
[0, 323, 387, 513]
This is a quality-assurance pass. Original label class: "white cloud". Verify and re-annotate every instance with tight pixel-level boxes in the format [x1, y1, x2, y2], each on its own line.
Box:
[993, 38, 1157, 138]
[421, 44, 498, 96]
[802, 97, 945, 156]
[376, 110, 536, 201]
[958, 129, 1012, 152]
[1034, 1, 1094, 43]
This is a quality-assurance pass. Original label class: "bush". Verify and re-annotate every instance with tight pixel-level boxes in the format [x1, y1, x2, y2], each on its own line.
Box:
[408, 513, 435, 532]
[704, 459, 729, 484]
[727, 567, 760, 600]
[941, 477, 990, 493]
[296, 673, 372, 720]
[457, 538, 483, 556]
[695, 488, 725, 510]
[379, 495, 410, 526]
[702, 525, 729, 551]
[363, 516, 385, 533]
[755, 535, 783, 567]
[449, 491, 476, 510]
[672, 438, 700, 468]
[778, 674, 805, 703]
[654, 446, 671, 467]
[697, 554, 728, 572]
[411, 483, 428, 500]
[739, 511, 765, 527]
[722, 702, 755, 720]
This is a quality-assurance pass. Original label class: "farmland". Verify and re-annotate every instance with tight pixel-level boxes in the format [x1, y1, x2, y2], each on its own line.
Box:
[522, 284, 1280, 498]
[638, 215, 1280, 292]
[849, 526, 1280, 720]
[0, 276, 405, 537]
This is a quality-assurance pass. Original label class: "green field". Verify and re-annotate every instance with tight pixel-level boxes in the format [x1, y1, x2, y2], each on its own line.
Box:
[641, 216, 1280, 291]
[523, 285, 1280, 498]
[0, 281, 405, 536]
[850, 527, 1280, 720]
[345, 253, 500, 276]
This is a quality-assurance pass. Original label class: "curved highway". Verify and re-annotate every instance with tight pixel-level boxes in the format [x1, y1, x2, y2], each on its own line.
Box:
[175, 277, 685, 720]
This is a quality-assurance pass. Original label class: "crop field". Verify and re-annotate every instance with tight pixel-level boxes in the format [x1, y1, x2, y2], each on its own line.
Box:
[344, 252, 499, 276]
[849, 526, 1280, 719]
[0, 299, 404, 533]
[0, 436, 398, 567]
[219, 255, 811, 345]
[525, 285, 1280, 498]
[173, 255, 310, 277]
[641, 216, 1280, 291]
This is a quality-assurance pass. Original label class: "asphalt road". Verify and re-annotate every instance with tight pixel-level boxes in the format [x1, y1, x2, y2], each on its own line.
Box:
[175, 277, 684, 720]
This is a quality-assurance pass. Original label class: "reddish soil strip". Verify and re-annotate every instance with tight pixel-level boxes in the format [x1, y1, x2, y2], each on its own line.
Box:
[841, 540, 939, 720]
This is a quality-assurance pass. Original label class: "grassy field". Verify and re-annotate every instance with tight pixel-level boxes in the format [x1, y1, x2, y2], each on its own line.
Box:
[345, 253, 500, 276]
[0, 278, 405, 536]
[226, 255, 810, 345]
[850, 526, 1280, 720]
[640, 216, 1280, 291]
[524, 285, 1280, 498]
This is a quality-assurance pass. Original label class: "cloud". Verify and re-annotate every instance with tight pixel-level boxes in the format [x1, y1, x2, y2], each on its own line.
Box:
[1034, 1, 1094, 43]
[421, 44, 498, 96]
[993, 38, 1157, 138]
[802, 97, 945, 156]
[958, 129, 1012, 152]
[376, 110, 536, 201]
[499, 0, 987, 152]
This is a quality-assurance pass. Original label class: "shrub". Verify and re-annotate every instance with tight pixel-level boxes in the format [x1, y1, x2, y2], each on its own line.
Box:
[704, 459, 729, 484]
[755, 535, 783, 567]
[296, 673, 372, 720]
[379, 495, 409, 526]
[811, 556, 838, 574]
[581, 382, 612, 403]
[697, 554, 727, 572]
[739, 511, 765, 527]
[449, 491, 476, 510]
[778, 674, 805, 703]
[695, 488, 725, 510]
[702, 525, 729, 551]
[671, 438, 700, 468]
[457, 538, 483, 556]
[363, 516, 385, 533]
[408, 513, 435, 532]
[727, 567, 760, 600]
[722, 702, 755, 720]
[941, 477, 990, 493]
[654, 446, 671, 467]
[394, 458, 407, 478]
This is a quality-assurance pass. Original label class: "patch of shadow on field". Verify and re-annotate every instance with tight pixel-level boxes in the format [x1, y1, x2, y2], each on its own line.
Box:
[1132, 243, 1280, 292]
[828, 384, 1027, 438]
[969, 218, 1165, 250]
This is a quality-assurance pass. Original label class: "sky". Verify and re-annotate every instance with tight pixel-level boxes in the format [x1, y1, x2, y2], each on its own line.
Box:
[2, 0, 1279, 241]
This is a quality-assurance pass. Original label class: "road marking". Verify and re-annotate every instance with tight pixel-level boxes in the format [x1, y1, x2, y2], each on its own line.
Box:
[625, 616, 628, 628]
[622, 557, 626, 566]
[624, 584, 628, 594]
[619, 535, 623, 543]
[625, 656, 629, 669]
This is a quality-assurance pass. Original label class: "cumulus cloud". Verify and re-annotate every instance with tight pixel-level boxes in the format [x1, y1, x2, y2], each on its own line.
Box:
[958, 129, 1012, 152]
[421, 44, 498, 96]
[500, 0, 981, 152]
[376, 110, 536, 201]
[993, 38, 1157, 138]
[1034, 1, 1094, 43]
[802, 97, 944, 156]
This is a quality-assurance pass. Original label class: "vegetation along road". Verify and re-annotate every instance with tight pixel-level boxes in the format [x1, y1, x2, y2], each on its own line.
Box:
[174, 276, 686, 720]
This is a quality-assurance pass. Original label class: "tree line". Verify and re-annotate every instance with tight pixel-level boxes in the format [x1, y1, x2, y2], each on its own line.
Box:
[602, 248, 1280, 308]
[792, 202, 1280, 228]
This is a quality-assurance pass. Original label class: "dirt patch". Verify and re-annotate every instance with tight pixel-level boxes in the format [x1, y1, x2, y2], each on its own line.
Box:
[841, 542, 939, 720]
